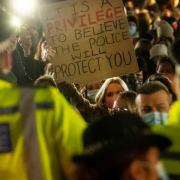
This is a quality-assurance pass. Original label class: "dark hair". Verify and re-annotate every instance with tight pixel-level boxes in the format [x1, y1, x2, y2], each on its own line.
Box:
[137, 81, 169, 95]
[136, 56, 156, 81]
[135, 39, 151, 56]
[172, 38, 180, 65]
[146, 74, 176, 101]
[74, 150, 147, 180]
[133, 0, 147, 9]
[73, 112, 171, 180]
[138, 12, 152, 39]
[156, 0, 170, 11]
[128, 15, 138, 25]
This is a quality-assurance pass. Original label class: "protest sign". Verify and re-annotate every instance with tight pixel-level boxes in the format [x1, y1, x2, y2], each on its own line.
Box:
[41, 0, 139, 83]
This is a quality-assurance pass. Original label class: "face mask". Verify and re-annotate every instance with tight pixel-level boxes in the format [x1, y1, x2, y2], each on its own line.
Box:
[136, 78, 143, 89]
[143, 112, 168, 125]
[156, 162, 169, 180]
[128, 25, 137, 36]
[87, 89, 99, 102]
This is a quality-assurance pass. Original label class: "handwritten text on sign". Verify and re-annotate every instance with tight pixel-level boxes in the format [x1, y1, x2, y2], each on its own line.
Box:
[41, 0, 138, 83]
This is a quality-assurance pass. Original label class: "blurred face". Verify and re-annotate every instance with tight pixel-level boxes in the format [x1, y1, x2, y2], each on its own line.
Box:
[0, 35, 17, 71]
[86, 82, 101, 102]
[136, 90, 171, 116]
[18, 29, 32, 48]
[113, 97, 128, 111]
[157, 62, 174, 75]
[157, 62, 175, 83]
[128, 21, 137, 36]
[104, 83, 124, 108]
[87, 82, 101, 90]
[129, 147, 161, 180]
[142, 147, 160, 180]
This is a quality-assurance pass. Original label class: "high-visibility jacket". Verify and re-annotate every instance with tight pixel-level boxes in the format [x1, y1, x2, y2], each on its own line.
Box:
[0, 79, 13, 88]
[0, 80, 87, 180]
[153, 101, 180, 177]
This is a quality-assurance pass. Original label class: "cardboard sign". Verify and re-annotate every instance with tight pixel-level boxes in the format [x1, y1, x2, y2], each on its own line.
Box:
[41, 0, 139, 83]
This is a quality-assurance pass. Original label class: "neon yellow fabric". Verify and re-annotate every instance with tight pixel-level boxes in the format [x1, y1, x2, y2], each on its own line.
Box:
[0, 79, 13, 88]
[153, 101, 180, 175]
[0, 82, 87, 180]
[166, 101, 180, 127]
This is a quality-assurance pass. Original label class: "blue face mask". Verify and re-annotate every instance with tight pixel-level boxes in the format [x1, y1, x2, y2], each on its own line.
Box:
[143, 112, 168, 125]
[128, 25, 137, 36]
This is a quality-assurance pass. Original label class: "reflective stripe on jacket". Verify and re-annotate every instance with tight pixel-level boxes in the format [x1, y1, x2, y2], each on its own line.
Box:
[0, 81, 87, 180]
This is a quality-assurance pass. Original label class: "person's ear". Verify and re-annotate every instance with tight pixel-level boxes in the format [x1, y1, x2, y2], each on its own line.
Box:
[129, 160, 145, 180]
[168, 93, 173, 105]
[174, 74, 180, 100]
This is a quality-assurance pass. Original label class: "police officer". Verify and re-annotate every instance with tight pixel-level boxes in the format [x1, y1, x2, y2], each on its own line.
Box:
[0, 8, 86, 180]
[153, 38, 180, 179]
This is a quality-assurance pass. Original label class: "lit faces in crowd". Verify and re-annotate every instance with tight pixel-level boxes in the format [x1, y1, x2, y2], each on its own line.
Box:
[18, 28, 32, 57]
[104, 83, 125, 108]
[113, 96, 128, 111]
[136, 90, 171, 116]
[86, 82, 101, 102]
[128, 21, 137, 37]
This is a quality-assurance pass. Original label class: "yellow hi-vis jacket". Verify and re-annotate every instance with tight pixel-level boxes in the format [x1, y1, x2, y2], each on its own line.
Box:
[0, 80, 87, 180]
[153, 101, 180, 177]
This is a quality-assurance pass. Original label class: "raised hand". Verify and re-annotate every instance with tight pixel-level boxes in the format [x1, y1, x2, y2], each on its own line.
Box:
[41, 41, 56, 62]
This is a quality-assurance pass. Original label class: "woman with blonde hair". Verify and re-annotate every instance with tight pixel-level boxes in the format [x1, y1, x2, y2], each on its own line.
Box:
[95, 77, 129, 109]
[58, 77, 129, 122]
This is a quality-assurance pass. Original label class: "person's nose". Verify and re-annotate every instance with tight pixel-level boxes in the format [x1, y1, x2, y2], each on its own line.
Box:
[151, 106, 158, 112]
[111, 95, 119, 105]
[113, 93, 119, 100]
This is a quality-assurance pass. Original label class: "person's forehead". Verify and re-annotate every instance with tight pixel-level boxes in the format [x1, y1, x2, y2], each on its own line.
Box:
[157, 63, 175, 74]
[19, 28, 30, 36]
[87, 82, 101, 90]
[129, 21, 136, 25]
[106, 83, 123, 91]
[137, 90, 169, 103]
[158, 61, 174, 68]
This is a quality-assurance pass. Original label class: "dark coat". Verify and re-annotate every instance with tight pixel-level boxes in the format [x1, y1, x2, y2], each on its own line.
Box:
[58, 82, 109, 123]
[12, 45, 45, 87]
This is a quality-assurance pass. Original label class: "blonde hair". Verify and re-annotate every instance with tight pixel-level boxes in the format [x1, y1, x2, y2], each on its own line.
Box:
[95, 77, 128, 108]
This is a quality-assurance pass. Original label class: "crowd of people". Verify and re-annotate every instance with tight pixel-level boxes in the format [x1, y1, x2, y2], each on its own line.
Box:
[1, 0, 180, 179]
